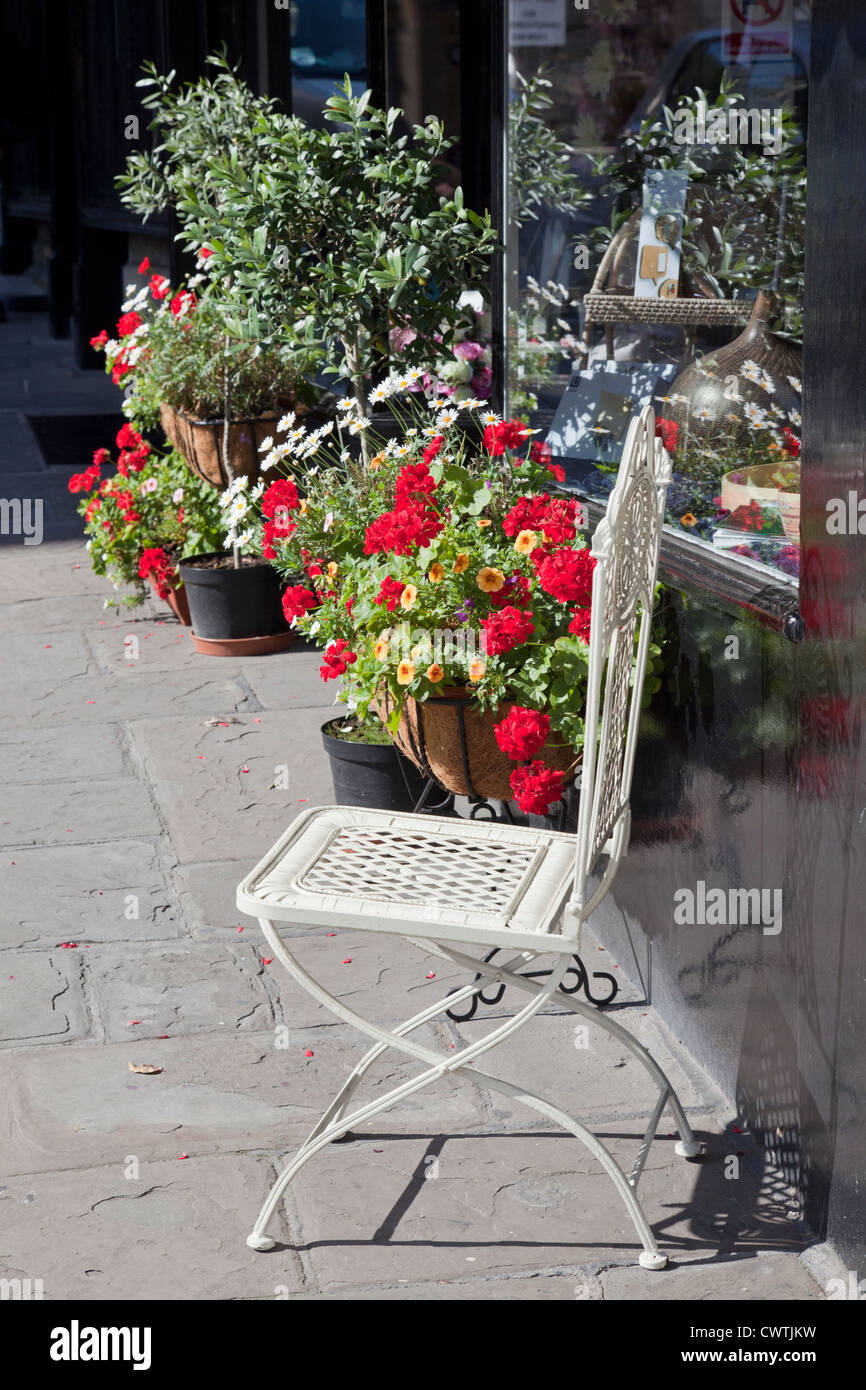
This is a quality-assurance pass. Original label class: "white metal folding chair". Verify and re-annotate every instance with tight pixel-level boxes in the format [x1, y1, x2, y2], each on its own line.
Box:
[236, 405, 705, 1268]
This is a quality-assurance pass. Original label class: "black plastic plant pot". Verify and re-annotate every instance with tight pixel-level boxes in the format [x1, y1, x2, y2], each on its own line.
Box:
[177, 552, 289, 642]
[322, 719, 427, 812]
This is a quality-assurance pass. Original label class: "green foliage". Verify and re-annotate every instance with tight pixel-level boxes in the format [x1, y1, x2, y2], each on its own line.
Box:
[509, 69, 593, 227]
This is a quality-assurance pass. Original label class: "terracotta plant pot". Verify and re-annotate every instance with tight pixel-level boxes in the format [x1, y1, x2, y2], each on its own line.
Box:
[378, 686, 578, 801]
[147, 569, 192, 625]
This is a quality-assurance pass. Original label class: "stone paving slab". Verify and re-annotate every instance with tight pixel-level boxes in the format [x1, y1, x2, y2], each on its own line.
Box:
[128, 708, 336, 864]
[86, 941, 275, 1042]
[0, 1157, 304, 1301]
[176, 858, 271, 937]
[1, 776, 160, 847]
[0, 1025, 485, 1176]
[87, 619, 208, 675]
[288, 1124, 805, 1290]
[0, 721, 128, 783]
[599, 1253, 823, 1301]
[0, 840, 182, 950]
[240, 646, 342, 710]
[0, 667, 254, 727]
[0, 951, 88, 1047]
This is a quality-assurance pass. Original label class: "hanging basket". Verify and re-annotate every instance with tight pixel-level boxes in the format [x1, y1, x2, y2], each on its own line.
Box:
[159, 404, 282, 489]
[378, 686, 579, 802]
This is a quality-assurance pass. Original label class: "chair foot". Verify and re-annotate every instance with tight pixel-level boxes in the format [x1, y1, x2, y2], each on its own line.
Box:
[675, 1140, 706, 1159]
[330, 1129, 356, 1143]
[247, 1232, 276, 1252]
[638, 1250, 668, 1270]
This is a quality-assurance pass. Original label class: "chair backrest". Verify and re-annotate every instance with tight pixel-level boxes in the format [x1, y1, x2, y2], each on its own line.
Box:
[571, 405, 671, 913]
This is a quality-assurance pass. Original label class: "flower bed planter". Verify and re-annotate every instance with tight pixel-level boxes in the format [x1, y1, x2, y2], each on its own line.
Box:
[380, 686, 578, 802]
[177, 551, 293, 656]
[322, 719, 428, 811]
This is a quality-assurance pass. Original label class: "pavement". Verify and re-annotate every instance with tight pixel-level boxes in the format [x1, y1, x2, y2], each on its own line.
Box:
[0, 289, 828, 1301]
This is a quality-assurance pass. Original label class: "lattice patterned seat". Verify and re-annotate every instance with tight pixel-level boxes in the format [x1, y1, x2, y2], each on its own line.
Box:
[236, 406, 705, 1270]
[237, 807, 580, 952]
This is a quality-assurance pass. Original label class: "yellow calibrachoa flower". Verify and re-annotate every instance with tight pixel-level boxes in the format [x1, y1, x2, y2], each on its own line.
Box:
[477, 567, 505, 593]
[428, 562, 446, 584]
[374, 636, 390, 661]
[327, 561, 339, 579]
[468, 658, 487, 682]
[368, 451, 387, 471]
[426, 664, 444, 683]
[400, 583, 418, 610]
[477, 518, 491, 529]
[396, 660, 416, 685]
[453, 553, 470, 574]
[515, 529, 538, 554]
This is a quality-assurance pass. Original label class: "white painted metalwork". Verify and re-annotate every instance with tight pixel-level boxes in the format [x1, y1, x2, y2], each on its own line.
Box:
[236, 405, 704, 1269]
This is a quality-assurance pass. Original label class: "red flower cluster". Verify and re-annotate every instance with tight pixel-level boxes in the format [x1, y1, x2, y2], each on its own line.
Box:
[116, 311, 142, 338]
[374, 576, 406, 612]
[655, 418, 679, 454]
[483, 419, 529, 456]
[138, 257, 150, 274]
[115, 424, 151, 476]
[138, 547, 174, 601]
[781, 427, 801, 458]
[89, 329, 108, 350]
[262, 478, 300, 519]
[529, 440, 551, 467]
[532, 546, 596, 604]
[320, 638, 357, 682]
[567, 607, 593, 643]
[68, 462, 102, 494]
[262, 517, 296, 559]
[480, 605, 534, 656]
[489, 572, 532, 609]
[149, 273, 170, 301]
[422, 435, 445, 466]
[502, 493, 581, 543]
[509, 761, 566, 815]
[395, 460, 436, 507]
[282, 585, 318, 622]
[364, 502, 442, 557]
[494, 707, 550, 761]
[170, 290, 197, 318]
[113, 489, 140, 524]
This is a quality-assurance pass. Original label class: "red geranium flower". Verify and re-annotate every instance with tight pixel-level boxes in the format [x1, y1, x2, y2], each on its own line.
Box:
[568, 608, 593, 644]
[395, 460, 436, 507]
[282, 585, 318, 622]
[262, 518, 296, 559]
[262, 478, 300, 519]
[374, 576, 407, 612]
[138, 547, 174, 601]
[116, 311, 142, 338]
[149, 273, 170, 301]
[510, 760, 566, 815]
[489, 573, 533, 609]
[138, 257, 150, 275]
[170, 290, 196, 318]
[532, 546, 596, 604]
[483, 419, 530, 457]
[89, 329, 108, 350]
[480, 605, 534, 656]
[364, 502, 443, 556]
[422, 435, 445, 466]
[68, 462, 102, 495]
[494, 707, 550, 761]
[92, 448, 111, 468]
[320, 638, 357, 681]
[781, 427, 801, 458]
[655, 417, 679, 454]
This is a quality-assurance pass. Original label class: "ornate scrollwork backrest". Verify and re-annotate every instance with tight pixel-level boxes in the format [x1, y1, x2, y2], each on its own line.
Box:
[572, 407, 671, 906]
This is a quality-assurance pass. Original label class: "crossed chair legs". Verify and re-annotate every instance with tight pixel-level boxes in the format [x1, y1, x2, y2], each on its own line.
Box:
[247, 921, 705, 1269]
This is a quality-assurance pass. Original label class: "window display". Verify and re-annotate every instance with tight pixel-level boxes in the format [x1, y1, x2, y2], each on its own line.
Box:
[505, 0, 809, 581]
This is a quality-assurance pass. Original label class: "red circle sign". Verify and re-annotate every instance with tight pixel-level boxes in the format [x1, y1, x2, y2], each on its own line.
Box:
[731, 0, 785, 24]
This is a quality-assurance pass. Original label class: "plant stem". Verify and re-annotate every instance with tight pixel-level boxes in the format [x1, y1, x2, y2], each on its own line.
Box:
[222, 338, 239, 569]
[343, 335, 370, 467]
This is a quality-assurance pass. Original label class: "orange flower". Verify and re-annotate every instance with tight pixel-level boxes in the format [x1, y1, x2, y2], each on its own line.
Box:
[453, 553, 470, 574]
[298, 499, 309, 516]
[327, 561, 339, 579]
[426, 663, 444, 683]
[679, 513, 698, 527]
[428, 562, 446, 584]
[374, 636, 390, 661]
[396, 659, 416, 685]
[477, 518, 491, 529]
[368, 451, 387, 471]
[400, 583, 418, 610]
[515, 529, 538, 554]
[477, 567, 505, 593]
[468, 658, 487, 682]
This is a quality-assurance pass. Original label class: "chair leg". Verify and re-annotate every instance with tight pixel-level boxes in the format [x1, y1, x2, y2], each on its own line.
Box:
[249, 924, 674, 1267]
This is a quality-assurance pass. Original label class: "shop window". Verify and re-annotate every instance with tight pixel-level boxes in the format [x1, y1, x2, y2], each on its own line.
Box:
[504, 0, 809, 584]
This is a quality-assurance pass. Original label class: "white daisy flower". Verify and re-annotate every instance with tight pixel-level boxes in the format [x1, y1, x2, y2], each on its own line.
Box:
[339, 449, 351, 464]
[436, 409, 459, 429]
[789, 409, 802, 427]
[337, 399, 355, 413]
[787, 376, 802, 393]
[258, 436, 274, 454]
[393, 444, 411, 457]
[405, 427, 418, 438]
[422, 425, 440, 439]
[369, 384, 389, 405]
[234, 528, 255, 549]
[261, 450, 279, 472]
[695, 407, 713, 420]
[406, 367, 424, 383]
[250, 480, 266, 502]
[481, 411, 501, 427]
[277, 412, 296, 433]
[743, 402, 769, 428]
[429, 397, 449, 411]
[740, 360, 764, 384]
[459, 397, 484, 412]
[289, 427, 307, 443]
[348, 416, 370, 435]
[759, 369, 776, 394]
[228, 495, 249, 523]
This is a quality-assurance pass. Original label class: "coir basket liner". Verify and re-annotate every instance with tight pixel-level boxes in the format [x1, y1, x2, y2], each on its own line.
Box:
[379, 686, 578, 802]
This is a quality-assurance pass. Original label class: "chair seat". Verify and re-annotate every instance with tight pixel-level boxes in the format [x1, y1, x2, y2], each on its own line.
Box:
[236, 805, 580, 953]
